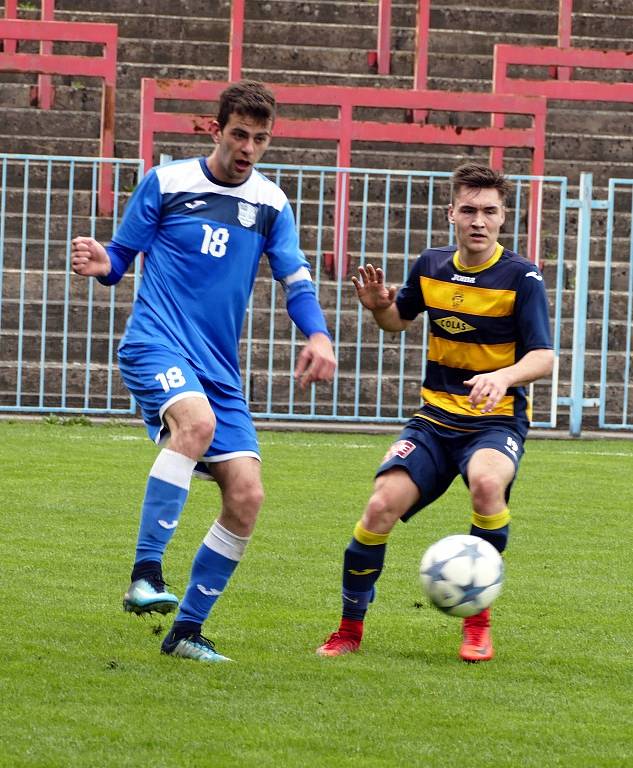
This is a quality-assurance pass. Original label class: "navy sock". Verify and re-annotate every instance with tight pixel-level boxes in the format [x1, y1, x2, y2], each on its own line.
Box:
[341, 522, 388, 621]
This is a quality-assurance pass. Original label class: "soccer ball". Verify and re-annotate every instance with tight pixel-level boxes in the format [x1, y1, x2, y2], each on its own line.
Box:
[419, 534, 504, 617]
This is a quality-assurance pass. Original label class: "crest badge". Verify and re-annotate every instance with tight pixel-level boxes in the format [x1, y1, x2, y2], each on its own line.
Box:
[237, 201, 257, 228]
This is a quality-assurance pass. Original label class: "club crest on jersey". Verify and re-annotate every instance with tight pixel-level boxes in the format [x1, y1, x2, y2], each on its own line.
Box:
[238, 201, 258, 228]
[382, 439, 416, 463]
[435, 315, 476, 334]
[451, 290, 465, 308]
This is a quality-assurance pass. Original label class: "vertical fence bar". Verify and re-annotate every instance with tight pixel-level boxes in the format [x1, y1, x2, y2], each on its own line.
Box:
[309, 170, 326, 416]
[622, 195, 633, 424]
[354, 173, 370, 419]
[375, 173, 392, 417]
[397, 175, 413, 419]
[16, 158, 29, 407]
[38, 159, 53, 408]
[61, 160, 76, 409]
[599, 180, 616, 428]
[569, 172, 592, 436]
[287, 169, 303, 414]
[0, 158, 7, 337]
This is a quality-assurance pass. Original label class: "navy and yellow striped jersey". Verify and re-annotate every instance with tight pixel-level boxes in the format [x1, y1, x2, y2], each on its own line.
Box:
[396, 242, 552, 436]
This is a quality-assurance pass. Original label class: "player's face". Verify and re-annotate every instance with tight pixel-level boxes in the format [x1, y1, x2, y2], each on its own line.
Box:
[208, 112, 273, 184]
[448, 186, 506, 265]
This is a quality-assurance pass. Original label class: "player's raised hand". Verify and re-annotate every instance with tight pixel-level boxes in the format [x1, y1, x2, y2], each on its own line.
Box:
[71, 236, 111, 278]
[294, 332, 337, 389]
[351, 264, 398, 311]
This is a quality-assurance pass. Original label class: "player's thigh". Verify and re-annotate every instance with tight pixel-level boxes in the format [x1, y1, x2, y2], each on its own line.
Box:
[118, 345, 207, 444]
[362, 468, 421, 533]
[375, 424, 457, 522]
[163, 396, 216, 457]
[458, 428, 524, 500]
[201, 380, 260, 462]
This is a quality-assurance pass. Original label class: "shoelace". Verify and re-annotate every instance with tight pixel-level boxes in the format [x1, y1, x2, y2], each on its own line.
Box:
[185, 633, 217, 651]
[463, 613, 489, 645]
[146, 573, 169, 592]
[324, 631, 358, 648]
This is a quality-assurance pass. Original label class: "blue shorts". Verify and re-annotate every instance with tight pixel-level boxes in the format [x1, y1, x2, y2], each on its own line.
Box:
[376, 416, 524, 521]
[118, 343, 259, 463]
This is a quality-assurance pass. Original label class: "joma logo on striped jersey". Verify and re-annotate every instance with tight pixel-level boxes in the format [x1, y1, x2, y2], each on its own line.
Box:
[451, 273, 476, 284]
[435, 316, 476, 334]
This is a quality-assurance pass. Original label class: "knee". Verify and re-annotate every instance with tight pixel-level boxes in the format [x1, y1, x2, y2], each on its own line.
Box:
[361, 489, 401, 532]
[175, 415, 215, 456]
[470, 473, 505, 510]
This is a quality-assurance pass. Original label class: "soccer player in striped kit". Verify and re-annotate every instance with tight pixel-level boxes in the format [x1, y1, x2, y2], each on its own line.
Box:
[317, 162, 553, 662]
[72, 81, 336, 663]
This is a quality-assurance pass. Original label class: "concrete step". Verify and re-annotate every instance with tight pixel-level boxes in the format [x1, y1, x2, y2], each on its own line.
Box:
[55, 10, 230, 42]
[1, 320, 622, 391]
[5, 360, 628, 425]
[53, 0, 233, 18]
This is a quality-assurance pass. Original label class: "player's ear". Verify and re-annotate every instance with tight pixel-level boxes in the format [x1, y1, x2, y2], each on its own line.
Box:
[447, 204, 455, 225]
[210, 119, 222, 144]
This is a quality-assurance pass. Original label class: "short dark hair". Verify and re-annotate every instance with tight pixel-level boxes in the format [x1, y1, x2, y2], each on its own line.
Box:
[216, 80, 276, 129]
[450, 162, 512, 205]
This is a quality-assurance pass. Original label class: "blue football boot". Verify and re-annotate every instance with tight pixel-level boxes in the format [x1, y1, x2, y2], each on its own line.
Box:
[161, 628, 231, 663]
[123, 574, 179, 615]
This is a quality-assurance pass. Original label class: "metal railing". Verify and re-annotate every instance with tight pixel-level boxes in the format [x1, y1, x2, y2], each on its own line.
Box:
[0, 154, 631, 434]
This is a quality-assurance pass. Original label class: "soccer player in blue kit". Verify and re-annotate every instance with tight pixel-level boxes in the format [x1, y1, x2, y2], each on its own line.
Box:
[71, 81, 336, 663]
[317, 162, 554, 662]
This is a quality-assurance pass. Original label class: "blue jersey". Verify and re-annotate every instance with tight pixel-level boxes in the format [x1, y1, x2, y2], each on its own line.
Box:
[396, 243, 552, 435]
[105, 157, 315, 389]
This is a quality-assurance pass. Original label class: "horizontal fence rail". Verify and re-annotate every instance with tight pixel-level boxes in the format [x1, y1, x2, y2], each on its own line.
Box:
[0, 154, 631, 433]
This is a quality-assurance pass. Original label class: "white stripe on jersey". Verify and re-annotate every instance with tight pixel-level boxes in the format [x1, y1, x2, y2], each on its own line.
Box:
[155, 158, 287, 212]
[281, 266, 312, 286]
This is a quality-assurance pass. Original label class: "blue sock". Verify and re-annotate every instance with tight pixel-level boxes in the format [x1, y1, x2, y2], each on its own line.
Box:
[176, 520, 250, 625]
[134, 449, 196, 565]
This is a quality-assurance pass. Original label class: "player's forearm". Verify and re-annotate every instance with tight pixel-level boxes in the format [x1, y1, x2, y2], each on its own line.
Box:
[371, 303, 410, 332]
[96, 241, 138, 286]
[286, 289, 331, 339]
[503, 348, 555, 387]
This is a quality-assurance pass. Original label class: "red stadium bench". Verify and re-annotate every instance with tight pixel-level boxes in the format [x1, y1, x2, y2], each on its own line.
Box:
[370, 0, 573, 82]
[0, 18, 118, 216]
[367, 0, 431, 93]
[491, 43, 633, 169]
[3, 0, 55, 108]
[140, 79, 546, 275]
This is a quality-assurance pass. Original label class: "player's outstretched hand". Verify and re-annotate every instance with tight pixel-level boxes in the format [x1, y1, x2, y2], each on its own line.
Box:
[71, 236, 111, 278]
[351, 264, 397, 311]
[294, 332, 337, 389]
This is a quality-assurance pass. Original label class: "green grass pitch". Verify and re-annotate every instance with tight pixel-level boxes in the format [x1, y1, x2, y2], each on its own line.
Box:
[1, 420, 632, 767]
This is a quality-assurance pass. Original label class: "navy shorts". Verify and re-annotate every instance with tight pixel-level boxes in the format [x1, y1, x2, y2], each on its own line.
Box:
[118, 343, 259, 462]
[376, 417, 525, 521]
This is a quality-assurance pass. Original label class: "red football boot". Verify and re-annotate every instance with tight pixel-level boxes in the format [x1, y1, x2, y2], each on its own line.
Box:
[459, 607, 494, 662]
[316, 619, 363, 657]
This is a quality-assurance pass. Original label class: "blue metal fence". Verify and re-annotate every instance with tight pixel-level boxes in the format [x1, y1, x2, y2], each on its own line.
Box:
[0, 153, 630, 434]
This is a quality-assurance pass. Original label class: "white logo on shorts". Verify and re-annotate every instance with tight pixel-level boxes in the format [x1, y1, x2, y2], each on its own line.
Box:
[382, 439, 416, 463]
[504, 436, 519, 462]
